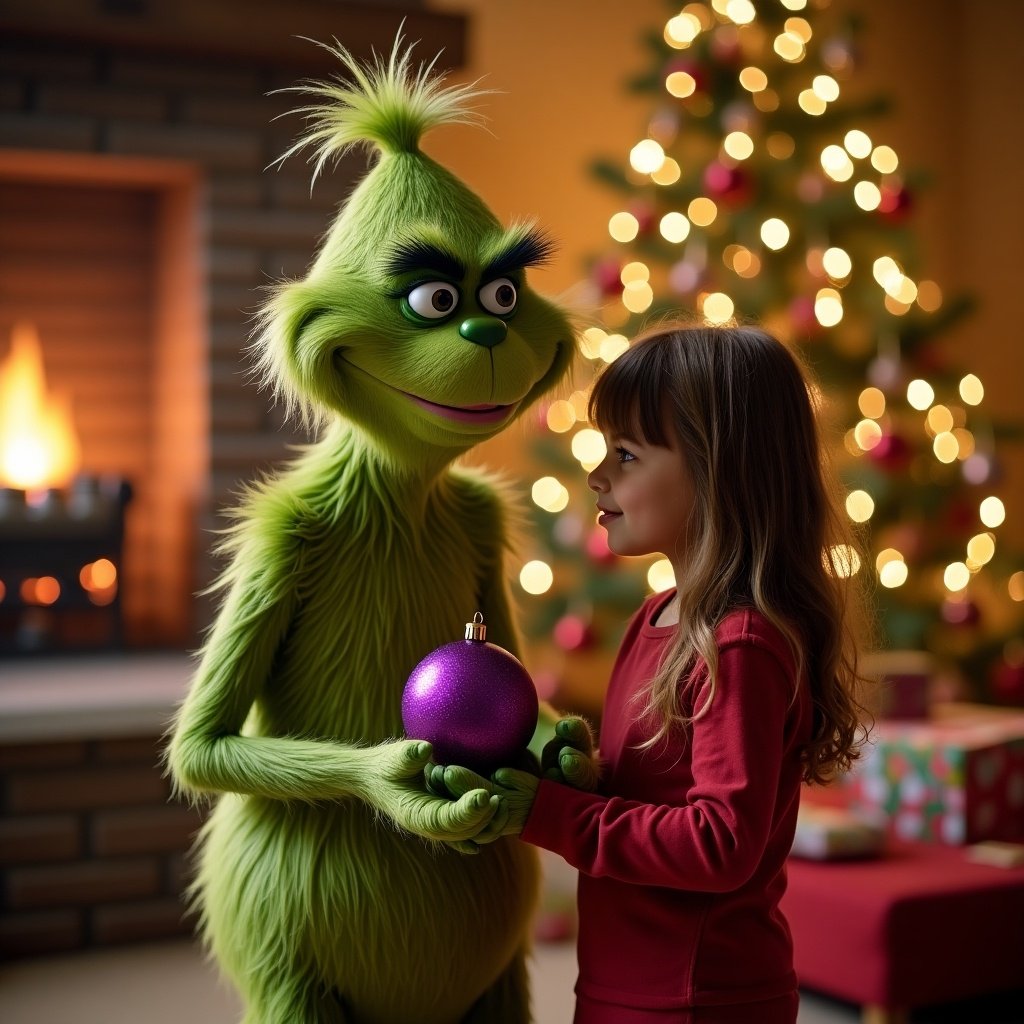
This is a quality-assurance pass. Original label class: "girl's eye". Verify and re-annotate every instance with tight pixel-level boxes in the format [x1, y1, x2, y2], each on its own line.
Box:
[405, 282, 460, 320]
[478, 277, 518, 316]
[615, 446, 636, 463]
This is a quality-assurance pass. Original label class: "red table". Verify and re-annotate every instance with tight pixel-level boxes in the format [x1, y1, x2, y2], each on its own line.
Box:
[783, 838, 1024, 1024]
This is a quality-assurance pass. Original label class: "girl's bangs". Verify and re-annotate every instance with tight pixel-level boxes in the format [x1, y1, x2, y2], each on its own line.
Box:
[588, 346, 671, 446]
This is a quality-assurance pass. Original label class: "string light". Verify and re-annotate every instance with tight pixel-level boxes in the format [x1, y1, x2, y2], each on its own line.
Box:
[688, 197, 718, 226]
[774, 32, 806, 62]
[723, 131, 754, 160]
[826, 545, 861, 578]
[760, 217, 790, 249]
[630, 139, 666, 174]
[844, 130, 872, 158]
[853, 181, 882, 210]
[980, 496, 1006, 528]
[571, 429, 607, 470]
[665, 13, 702, 48]
[822, 246, 852, 280]
[815, 287, 843, 326]
[1010, 572, 1024, 602]
[877, 548, 908, 589]
[821, 145, 854, 181]
[853, 419, 883, 451]
[666, 71, 698, 98]
[648, 559, 676, 592]
[739, 67, 768, 92]
[959, 374, 984, 405]
[652, 158, 682, 185]
[519, 560, 553, 595]
[532, 477, 570, 513]
[608, 212, 639, 243]
[845, 489, 875, 522]
[906, 379, 935, 411]
[944, 562, 970, 592]
[660, 212, 691, 243]
[871, 145, 899, 173]
[703, 292, 735, 324]
[858, 387, 886, 418]
[966, 532, 996, 569]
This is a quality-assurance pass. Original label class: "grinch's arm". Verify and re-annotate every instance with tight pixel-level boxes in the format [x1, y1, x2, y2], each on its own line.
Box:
[167, 530, 497, 842]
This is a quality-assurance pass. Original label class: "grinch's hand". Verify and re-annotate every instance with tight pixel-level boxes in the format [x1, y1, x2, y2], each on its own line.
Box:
[372, 741, 498, 847]
[426, 764, 511, 852]
[541, 716, 600, 792]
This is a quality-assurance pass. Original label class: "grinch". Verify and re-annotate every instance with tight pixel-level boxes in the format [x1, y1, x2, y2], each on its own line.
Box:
[168, 34, 581, 1024]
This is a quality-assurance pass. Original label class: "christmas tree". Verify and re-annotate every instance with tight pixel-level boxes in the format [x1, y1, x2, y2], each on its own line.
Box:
[518, 0, 1024, 711]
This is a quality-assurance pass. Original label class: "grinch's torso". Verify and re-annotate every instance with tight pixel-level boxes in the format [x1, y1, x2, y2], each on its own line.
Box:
[196, 448, 538, 1023]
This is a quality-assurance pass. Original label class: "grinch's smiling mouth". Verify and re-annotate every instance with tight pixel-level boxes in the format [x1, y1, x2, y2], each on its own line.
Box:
[397, 389, 518, 425]
[337, 354, 519, 426]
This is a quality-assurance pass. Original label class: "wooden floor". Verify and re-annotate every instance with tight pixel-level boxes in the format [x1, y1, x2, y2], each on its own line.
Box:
[0, 937, 1020, 1024]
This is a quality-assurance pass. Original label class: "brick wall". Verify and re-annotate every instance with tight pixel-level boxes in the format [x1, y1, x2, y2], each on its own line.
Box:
[0, 734, 204, 958]
[0, 4, 466, 639]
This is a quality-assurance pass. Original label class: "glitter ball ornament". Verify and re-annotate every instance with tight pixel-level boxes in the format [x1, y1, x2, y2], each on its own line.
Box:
[402, 613, 538, 776]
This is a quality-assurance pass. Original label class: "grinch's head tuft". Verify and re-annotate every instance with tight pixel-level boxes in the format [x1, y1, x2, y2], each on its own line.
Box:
[253, 32, 576, 468]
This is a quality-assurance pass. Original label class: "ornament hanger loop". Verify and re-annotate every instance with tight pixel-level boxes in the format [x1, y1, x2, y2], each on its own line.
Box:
[465, 612, 487, 642]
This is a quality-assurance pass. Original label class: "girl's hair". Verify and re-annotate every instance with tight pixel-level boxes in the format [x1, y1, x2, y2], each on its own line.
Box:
[588, 324, 871, 784]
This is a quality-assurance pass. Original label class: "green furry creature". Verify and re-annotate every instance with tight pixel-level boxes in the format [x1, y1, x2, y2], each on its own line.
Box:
[167, 36, 575, 1024]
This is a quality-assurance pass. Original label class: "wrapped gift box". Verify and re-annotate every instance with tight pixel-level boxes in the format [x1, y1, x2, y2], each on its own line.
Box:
[791, 803, 886, 860]
[842, 703, 1024, 844]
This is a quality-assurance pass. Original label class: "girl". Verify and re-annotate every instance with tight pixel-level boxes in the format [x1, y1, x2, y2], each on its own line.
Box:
[484, 324, 871, 1023]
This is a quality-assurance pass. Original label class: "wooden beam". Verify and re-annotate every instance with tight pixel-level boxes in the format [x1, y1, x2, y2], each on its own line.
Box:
[0, 0, 467, 71]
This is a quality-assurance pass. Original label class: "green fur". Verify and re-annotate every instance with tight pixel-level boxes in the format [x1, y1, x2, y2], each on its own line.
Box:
[168, 32, 574, 1024]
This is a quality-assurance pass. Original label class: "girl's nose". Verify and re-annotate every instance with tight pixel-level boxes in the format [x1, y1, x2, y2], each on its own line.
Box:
[587, 464, 607, 492]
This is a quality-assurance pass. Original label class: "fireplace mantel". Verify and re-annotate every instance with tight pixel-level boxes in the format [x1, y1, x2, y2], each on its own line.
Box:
[0, 0, 466, 71]
[0, 653, 192, 743]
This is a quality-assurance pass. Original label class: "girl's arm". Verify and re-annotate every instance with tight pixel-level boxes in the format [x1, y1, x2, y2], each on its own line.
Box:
[504, 642, 795, 891]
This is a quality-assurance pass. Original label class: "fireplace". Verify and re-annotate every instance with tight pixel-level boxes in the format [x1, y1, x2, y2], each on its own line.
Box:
[0, 1, 467, 652]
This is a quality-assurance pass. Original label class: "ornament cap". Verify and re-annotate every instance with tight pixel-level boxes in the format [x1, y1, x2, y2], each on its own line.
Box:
[465, 612, 487, 642]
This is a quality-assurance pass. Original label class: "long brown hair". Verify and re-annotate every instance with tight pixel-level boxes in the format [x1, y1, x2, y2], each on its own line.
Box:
[589, 325, 871, 784]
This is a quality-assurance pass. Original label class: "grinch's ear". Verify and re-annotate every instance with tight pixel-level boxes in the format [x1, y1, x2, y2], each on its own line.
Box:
[251, 277, 346, 429]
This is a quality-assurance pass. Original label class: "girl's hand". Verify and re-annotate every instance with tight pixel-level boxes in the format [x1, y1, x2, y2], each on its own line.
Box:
[541, 716, 600, 792]
[489, 768, 539, 838]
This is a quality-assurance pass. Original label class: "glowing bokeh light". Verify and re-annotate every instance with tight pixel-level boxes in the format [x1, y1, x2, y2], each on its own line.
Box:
[980, 496, 1006, 528]
[959, 374, 984, 405]
[760, 217, 790, 249]
[906, 379, 935, 411]
[648, 559, 676, 592]
[532, 477, 570, 513]
[858, 387, 886, 419]
[944, 562, 970, 592]
[660, 212, 692, 243]
[519, 560, 553, 595]
[609, 212, 639, 243]
[845, 490, 875, 522]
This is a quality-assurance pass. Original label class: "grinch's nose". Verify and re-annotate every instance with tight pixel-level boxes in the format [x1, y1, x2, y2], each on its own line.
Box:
[460, 317, 507, 348]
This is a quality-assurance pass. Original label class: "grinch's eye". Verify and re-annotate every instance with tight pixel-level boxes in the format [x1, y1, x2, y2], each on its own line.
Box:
[478, 278, 518, 317]
[404, 281, 460, 321]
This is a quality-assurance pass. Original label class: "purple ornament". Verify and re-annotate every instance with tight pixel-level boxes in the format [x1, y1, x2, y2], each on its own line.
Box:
[402, 613, 538, 776]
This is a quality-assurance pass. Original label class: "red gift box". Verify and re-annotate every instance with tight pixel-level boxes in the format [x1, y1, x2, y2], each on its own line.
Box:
[842, 703, 1024, 844]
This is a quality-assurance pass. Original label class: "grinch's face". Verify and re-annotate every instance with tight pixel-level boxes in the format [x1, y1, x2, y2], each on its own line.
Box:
[283, 225, 573, 463]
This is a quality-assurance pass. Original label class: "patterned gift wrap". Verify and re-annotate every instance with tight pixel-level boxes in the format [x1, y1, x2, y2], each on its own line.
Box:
[842, 704, 1024, 844]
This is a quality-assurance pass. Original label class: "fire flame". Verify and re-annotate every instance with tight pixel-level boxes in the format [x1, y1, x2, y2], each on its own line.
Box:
[0, 322, 81, 489]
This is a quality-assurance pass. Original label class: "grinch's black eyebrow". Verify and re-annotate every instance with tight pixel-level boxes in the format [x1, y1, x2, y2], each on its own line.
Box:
[481, 230, 556, 281]
[385, 241, 466, 280]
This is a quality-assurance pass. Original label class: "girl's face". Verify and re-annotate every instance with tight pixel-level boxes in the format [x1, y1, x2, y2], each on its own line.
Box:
[587, 432, 695, 561]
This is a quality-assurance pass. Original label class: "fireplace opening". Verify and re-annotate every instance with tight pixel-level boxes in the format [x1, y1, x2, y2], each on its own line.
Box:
[0, 152, 207, 654]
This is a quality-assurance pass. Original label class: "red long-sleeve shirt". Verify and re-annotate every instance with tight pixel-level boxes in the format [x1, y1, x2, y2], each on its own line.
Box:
[522, 594, 812, 1016]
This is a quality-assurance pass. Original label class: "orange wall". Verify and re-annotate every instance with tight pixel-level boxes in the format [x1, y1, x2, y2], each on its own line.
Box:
[424, 0, 1024, 553]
